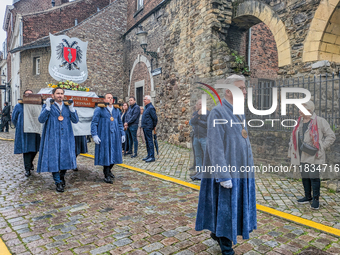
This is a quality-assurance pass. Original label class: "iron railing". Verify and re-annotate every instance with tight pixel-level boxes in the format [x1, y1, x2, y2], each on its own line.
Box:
[245, 74, 340, 132]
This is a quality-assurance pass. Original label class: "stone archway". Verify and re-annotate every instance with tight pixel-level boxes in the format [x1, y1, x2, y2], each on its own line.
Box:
[233, 1, 292, 67]
[128, 54, 155, 102]
[303, 0, 340, 62]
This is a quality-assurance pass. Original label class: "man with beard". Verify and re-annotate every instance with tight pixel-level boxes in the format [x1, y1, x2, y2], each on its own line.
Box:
[12, 89, 41, 177]
[37, 87, 79, 192]
[195, 75, 256, 255]
[91, 93, 125, 184]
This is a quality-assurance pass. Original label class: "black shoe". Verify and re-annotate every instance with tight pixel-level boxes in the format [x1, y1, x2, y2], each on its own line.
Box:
[72, 168, 78, 171]
[142, 156, 150, 161]
[311, 198, 320, 210]
[56, 183, 64, 192]
[104, 176, 113, 184]
[60, 177, 66, 187]
[109, 171, 115, 179]
[126, 151, 132, 155]
[210, 232, 219, 242]
[190, 173, 201, 181]
[131, 154, 137, 158]
[25, 170, 31, 177]
[30, 165, 34, 171]
[145, 158, 155, 163]
[297, 197, 312, 204]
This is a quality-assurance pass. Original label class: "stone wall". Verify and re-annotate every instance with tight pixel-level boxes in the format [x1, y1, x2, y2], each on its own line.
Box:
[249, 129, 340, 179]
[20, 0, 127, 98]
[22, 0, 110, 44]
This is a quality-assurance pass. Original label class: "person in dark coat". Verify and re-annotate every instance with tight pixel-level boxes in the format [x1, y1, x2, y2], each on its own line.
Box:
[12, 90, 41, 177]
[72, 135, 88, 171]
[37, 87, 79, 193]
[124, 96, 140, 158]
[1, 102, 10, 132]
[141, 95, 158, 162]
[195, 75, 257, 255]
[91, 93, 125, 184]
[189, 99, 209, 181]
[121, 102, 130, 154]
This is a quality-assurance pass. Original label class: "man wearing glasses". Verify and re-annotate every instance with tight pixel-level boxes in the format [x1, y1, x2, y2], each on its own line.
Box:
[195, 75, 256, 255]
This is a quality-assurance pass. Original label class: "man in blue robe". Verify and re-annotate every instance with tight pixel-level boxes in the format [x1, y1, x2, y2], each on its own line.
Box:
[73, 135, 88, 171]
[12, 89, 41, 177]
[195, 75, 257, 255]
[91, 93, 125, 184]
[37, 87, 79, 192]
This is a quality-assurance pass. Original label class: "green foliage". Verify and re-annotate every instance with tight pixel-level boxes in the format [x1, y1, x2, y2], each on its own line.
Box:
[231, 51, 251, 76]
[331, 124, 339, 132]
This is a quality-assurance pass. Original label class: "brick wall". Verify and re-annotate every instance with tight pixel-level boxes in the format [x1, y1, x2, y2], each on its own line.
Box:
[250, 23, 278, 80]
[127, 0, 163, 30]
[22, 0, 110, 44]
[130, 61, 151, 99]
[20, 0, 127, 99]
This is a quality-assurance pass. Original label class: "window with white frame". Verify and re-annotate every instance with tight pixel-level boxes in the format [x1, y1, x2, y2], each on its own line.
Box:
[137, 0, 143, 10]
[34, 57, 40, 75]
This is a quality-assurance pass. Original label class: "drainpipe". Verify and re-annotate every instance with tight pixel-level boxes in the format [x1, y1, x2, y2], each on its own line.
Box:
[248, 27, 251, 71]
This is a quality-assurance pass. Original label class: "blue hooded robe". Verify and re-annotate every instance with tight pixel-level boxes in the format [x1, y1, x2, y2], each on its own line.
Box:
[37, 103, 79, 173]
[195, 98, 257, 244]
[12, 103, 40, 154]
[91, 106, 124, 166]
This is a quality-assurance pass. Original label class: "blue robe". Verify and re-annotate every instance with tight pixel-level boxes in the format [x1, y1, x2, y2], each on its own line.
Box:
[12, 103, 40, 154]
[91, 106, 124, 166]
[195, 98, 257, 244]
[37, 103, 79, 173]
[75, 136, 88, 156]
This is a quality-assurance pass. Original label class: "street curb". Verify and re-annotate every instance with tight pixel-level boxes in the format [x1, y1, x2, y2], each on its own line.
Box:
[80, 153, 340, 238]
[0, 238, 11, 255]
[1, 137, 339, 239]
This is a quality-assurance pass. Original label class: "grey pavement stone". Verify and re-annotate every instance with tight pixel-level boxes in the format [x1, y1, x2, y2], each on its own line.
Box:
[113, 232, 131, 239]
[244, 251, 261, 255]
[175, 250, 195, 255]
[292, 229, 305, 235]
[32, 214, 53, 221]
[53, 233, 72, 241]
[203, 239, 217, 247]
[143, 242, 164, 252]
[90, 244, 115, 255]
[265, 241, 279, 247]
[175, 226, 191, 232]
[13, 224, 29, 230]
[8, 217, 24, 223]
[60, 225, 76, 233]
[45, 240, 65, 249]
[17, 228, 31, 234]
[267, 231, 281, 237]
[162, 230, 178, 237]
[113, 238, 132, 247]
[22, 235, 41, 243]
[248, 239, 264, 246]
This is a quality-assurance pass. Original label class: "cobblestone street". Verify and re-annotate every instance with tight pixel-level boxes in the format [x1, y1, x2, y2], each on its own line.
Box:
[0, 130, 340, 254]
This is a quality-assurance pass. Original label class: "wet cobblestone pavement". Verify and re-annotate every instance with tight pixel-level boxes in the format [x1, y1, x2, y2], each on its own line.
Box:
[0, 130, 340, 254]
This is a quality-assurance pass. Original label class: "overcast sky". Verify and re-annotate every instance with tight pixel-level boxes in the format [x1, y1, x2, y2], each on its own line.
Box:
[0, 0, 13, 48]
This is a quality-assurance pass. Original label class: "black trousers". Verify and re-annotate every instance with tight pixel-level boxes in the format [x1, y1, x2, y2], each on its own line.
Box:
[143, 128, 154, 158]
[1, 119, 9, 132]
[23, 152, 37, 171]
[300, 163, 320, 199]
[103, 164, 114, 177]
